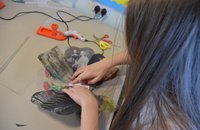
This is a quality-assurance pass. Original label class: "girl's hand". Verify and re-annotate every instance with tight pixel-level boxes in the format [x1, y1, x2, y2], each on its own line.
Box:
[71, 58, 112, 84]
[62, 85, 98, 108]
[63, 85, 99, 130]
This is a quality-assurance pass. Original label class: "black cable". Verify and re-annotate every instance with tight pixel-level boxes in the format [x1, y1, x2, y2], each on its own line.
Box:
[65, 37, 71, 48]
[56, 11, 69, 30]
[0, 10, 95, 23]
[0, 11, 62, 21]
[56, 10, 95, 23]
[56, 11, 71, 47]
[56, 10, 96, 47]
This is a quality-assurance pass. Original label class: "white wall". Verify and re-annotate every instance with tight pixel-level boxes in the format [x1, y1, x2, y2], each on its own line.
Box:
[25, 0, 125, 30]
[72, 0, 125, 30]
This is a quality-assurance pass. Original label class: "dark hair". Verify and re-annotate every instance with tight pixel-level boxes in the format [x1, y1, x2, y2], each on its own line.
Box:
[110, 0, 200, 129]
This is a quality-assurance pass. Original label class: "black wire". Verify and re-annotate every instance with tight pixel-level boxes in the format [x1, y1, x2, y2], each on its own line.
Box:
[56, 11, 69, 30]
[56, 11, 71, 47]
[66, 38, 72, 48]
[55, 11, 96, 47]
[56, 10, 95, 23]
[0, 10, 95, 23]
[0, 11, 62, 21]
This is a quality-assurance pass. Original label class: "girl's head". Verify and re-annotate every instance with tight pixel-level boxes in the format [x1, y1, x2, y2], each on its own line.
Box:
[111, 0, 200, 129]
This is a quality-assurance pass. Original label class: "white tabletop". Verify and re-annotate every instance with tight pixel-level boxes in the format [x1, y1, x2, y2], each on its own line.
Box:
[0, 1, 126, 130]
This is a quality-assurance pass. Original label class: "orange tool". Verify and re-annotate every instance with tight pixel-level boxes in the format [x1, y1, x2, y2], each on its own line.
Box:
[36, 23, 67, 41]
[0, 0, 5, 9]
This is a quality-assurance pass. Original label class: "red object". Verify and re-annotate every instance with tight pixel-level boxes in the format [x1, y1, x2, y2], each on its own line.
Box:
[101, 34, 109, 39]
[102, 39, 112, 44]
[43, 82, 50, 91]
[45, 69, 51, 78]
[43, 82, 52, 95]
[0, 0, 5, 9]
[100, 34, 113, 44]
[37, 23, 67, 40]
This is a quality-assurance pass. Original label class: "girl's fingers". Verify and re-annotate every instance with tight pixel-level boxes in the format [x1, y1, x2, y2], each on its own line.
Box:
[62, 88, 81, 106]
[71, 76, 82, 84]
[88, 77, 100, 84]
[71, 67, 85, 79]
[62, 88, 73, 97]
[71, 72, 94, 84]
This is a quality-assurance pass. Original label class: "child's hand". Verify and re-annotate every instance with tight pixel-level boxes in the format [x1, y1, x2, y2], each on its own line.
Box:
[63, 85, 99, 130]
[62, 85, 98, 108]
[71, 58, 111, 84]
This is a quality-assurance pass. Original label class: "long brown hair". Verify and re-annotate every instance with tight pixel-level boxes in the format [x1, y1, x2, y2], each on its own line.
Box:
[111, 0, 200, 129]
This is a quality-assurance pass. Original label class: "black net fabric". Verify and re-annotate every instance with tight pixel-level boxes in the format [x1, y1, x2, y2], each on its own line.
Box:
[31, 90, 81, 115]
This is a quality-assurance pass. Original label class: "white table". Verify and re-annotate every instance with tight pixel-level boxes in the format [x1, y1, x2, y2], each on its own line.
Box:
[0, 1, 126, 130]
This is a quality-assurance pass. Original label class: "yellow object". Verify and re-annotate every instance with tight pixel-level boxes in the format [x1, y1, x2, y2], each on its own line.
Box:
[99, 96, 116, 112]
[112, 0, 129, 6]
[99, 40, 111, 50]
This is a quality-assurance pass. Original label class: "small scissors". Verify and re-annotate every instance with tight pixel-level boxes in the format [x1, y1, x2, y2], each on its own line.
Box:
[93, 34, 112, 50]
[100, 34, 113, 44]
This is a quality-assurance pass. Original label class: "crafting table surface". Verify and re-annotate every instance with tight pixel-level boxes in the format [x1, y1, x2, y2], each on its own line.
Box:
[0, 1, 126, 130]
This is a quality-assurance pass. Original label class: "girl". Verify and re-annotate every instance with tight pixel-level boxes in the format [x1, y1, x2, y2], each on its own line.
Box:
[63, 0, 200, 129]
